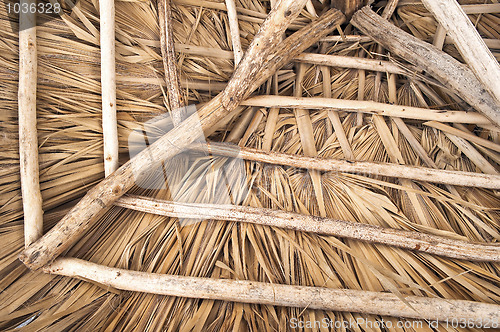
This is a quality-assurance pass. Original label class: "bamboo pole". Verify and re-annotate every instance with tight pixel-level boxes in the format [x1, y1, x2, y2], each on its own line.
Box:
[240, 95, 491, 124]
[19, 0, 43, 247]
[159, 0, 185, 123]
[100, 0, 119, 176]
[351, 7, 500, 128]
[115, 195, 500, 262]
[19, 6, 346, 270]
[199, 142, 500, 189]
[420, 0, 500, 104]
[225, 0, 243, 66]
[44, 258, 500, 323]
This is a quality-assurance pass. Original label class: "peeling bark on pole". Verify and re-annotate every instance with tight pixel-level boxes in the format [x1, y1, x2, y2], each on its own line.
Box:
[351, 7, 500, 128]
[159, 0, 185, 123]
[115, 195, 500, 261]
[19, 5, 346, 270]
[44, 258, 500, 323]
[19, 0, 43, 247]
[100, 0, 119, 176]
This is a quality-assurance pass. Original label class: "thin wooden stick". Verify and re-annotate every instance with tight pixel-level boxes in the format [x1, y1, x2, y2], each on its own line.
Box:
[198, 142, 500, 189]
[19, 6, 346, 270]
[351, 7, 500, 128]
[44, 258, 500, 322]
[294, 53, 406, 75]
[225, 0, 243, 66]
[100, 0, 119, 176]
[115, 195, 500, 262]
[424, 121, 500, 153]
[19, 0, 43, 247]
[159, 0, 185, 123]
[420, 0, 500, 104]
[240, 95, 491, 124]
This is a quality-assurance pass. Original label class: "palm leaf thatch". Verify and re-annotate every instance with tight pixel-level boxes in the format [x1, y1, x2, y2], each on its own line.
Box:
[1, 0, 500, 330]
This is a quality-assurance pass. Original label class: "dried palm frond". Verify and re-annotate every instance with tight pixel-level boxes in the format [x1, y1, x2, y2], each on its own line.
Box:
[1, 0, 500, 331]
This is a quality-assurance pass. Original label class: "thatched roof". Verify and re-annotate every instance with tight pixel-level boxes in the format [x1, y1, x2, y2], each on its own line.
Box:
[1, 0, 499, 330]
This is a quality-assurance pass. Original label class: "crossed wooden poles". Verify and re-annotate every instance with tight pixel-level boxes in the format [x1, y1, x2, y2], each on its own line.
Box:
[18, 0, 500, 323]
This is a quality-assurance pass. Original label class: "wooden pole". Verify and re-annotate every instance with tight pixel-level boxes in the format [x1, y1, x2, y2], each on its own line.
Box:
[115, 195, 500, 262]
[19, 5, 346, 270]
[225, 0, 243, 66]
[44, 258, 500, 323]
[100, 0, 119, 176]
[240, 95, 491, 124]
[420, 0, 500, 105]
[159, 0, 185, 124]
[350, 7, 500, 128]
[19, 0, 43, 247]
[199, 142, 500, 189]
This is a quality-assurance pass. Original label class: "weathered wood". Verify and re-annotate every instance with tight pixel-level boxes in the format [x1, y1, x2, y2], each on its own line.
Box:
[240, 95, 491, 124]
[19, 5, 346, 270]
[19, 0, 43, 246]
[116, 195, 500, 261]
[351, 6, 500, 128]
[421, 0, 500, 104]
[225, 0, 243, 66]
[294, 53, 406, 75]
[100, 0, 119, 176]
[198, 142, 500, 189]
[159, 0, 185, 124]
[44, 258, 500, 322]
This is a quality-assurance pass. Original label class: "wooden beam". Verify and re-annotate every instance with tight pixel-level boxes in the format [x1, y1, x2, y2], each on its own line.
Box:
[351, 7, 500, 127]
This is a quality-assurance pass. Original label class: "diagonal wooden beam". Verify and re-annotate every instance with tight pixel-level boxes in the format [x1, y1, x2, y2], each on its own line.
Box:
[350, 6, 500, 128]
[19, 4, 346, 270]
[420, 0, 500, 105]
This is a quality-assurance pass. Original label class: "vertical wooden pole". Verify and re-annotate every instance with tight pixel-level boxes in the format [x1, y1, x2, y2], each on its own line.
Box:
[19, 0, 43, 247]
[100, 0, 119, 176]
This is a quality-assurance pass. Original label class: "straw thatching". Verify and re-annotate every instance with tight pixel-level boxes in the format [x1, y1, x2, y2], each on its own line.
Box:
[1, 0, 500, 330]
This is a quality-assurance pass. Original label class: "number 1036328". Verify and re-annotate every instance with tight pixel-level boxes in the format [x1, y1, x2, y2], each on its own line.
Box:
[7, 1, 61, 14]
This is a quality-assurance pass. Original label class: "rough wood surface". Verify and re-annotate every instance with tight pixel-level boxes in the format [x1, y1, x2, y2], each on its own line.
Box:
[44, 258, 500, 322]
[115, 195, 500, 261]
[19, 5, 346, 270]
[351, 6, 500, 128]
[199, 142, 500, 189]
[159, 0, 185, 123]
[100, 0, 119, 176]
[421, 0, 500, 105]
[241, 95, 491, 124]
[19, 0, 43, 246]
